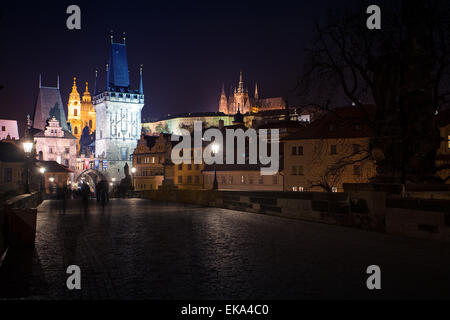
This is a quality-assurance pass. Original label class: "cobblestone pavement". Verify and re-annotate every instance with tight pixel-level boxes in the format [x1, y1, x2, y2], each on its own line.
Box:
[1, 198, 450, 300]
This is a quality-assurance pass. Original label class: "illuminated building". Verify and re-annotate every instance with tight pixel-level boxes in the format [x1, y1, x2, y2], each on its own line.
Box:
[67, 78, 96, 153]
[219, 71, 286, 115]
[93, 34, 144, 180]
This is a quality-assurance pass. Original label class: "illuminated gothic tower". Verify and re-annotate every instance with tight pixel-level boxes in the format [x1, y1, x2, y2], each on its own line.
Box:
[93, 33, 144, 180]
[233, 71, 249, 114]
[67, 77, 82, 151]
[219, 84, 228, 114]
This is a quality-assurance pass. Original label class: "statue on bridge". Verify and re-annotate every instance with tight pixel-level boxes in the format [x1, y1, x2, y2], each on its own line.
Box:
[118, 163, 133, 197]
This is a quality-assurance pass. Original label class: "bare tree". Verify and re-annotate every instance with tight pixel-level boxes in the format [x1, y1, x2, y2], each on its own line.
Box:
[297, 0, 450, 184]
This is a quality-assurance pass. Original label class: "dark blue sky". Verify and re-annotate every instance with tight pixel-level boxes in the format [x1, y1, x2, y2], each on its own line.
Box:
[1, 0, 375, 127]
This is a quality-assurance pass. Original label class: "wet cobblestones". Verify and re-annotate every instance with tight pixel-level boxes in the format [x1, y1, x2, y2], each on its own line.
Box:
[2, 198, 450, 299]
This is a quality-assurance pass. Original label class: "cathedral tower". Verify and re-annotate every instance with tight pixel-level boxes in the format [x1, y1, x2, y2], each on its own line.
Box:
[93, 34, 145, 180]
[232, 71, 250, 114]
[219, 84, 228, 114]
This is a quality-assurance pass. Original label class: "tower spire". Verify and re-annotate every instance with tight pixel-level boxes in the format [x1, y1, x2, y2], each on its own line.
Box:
[254, 82, 259, 100]
[123, 32, 126, 45]
[57, 75, 60, 89]
[39, 74, 42, 88]
[110, 30, 114, 44]
[106, 63, 109, 91]
[139, 65, 144, 94]
[238, 70, 244, 93]
[94, 69, 98, 95]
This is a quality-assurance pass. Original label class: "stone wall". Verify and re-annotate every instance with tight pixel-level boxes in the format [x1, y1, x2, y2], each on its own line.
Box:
[0, 192, 42, 254]
[140, 184, 450, 241]
[140, 189, 384, 232]
[386, 198, 450, 241]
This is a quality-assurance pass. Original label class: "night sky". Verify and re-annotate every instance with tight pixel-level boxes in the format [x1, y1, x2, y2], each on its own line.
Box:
[1, 0, 378, 131]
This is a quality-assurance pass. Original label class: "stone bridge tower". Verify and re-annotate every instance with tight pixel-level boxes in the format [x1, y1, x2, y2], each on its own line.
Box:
[93, 33, 145, 181]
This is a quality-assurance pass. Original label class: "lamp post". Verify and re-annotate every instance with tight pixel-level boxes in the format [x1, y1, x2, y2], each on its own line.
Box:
[23, 141, 34, 194]
[212, 143, 220, 190]
[39, 167, 46, 196]
[131, 167, 136, 190]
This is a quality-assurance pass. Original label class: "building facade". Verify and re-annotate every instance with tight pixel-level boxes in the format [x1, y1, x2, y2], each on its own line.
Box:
[0, 141, 25, 194]
[34, 117, 77, 170]
[132, 133, 174, 191]
[0, 120, 19, 141]
[94, 36, 144, 181]
[283, 106, 377, 193]
[142, 112, 233, 136]
[203, 166, 283, 191]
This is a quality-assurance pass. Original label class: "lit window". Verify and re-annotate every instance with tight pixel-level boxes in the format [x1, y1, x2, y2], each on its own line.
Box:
[293, 187, 298, 192]
[241, 176, 245, 184]
[299, 187, 304, 192]
[332, 187, 338, 193]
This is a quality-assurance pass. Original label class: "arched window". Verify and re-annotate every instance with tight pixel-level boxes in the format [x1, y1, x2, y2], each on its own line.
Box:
[74, 127, 78, 135]
[38, 151, 43, 161]
[74, 109, 78, 116]
[89, 120, 92, 129]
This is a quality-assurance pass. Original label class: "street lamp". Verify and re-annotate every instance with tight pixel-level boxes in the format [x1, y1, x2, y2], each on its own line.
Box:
[212, 143, 220, 190]
[23, 140, 34, 194]
[131, 167, 136, 190]
[39, 167, 46, 195]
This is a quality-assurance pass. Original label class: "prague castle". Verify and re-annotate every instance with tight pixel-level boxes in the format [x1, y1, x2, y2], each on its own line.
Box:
[67, 78, 96, 153]
[219, 71, 286, 115]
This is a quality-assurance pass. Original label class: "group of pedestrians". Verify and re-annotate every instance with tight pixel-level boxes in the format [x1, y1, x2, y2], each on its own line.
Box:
[48, 178, 111, 214]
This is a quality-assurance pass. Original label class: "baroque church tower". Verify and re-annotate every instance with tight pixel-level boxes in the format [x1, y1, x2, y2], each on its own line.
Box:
[93, 33, 144, 179]
[81, 81, 96, 135]
[67, 78, 96, 153]
[67, 77, 82, 152]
